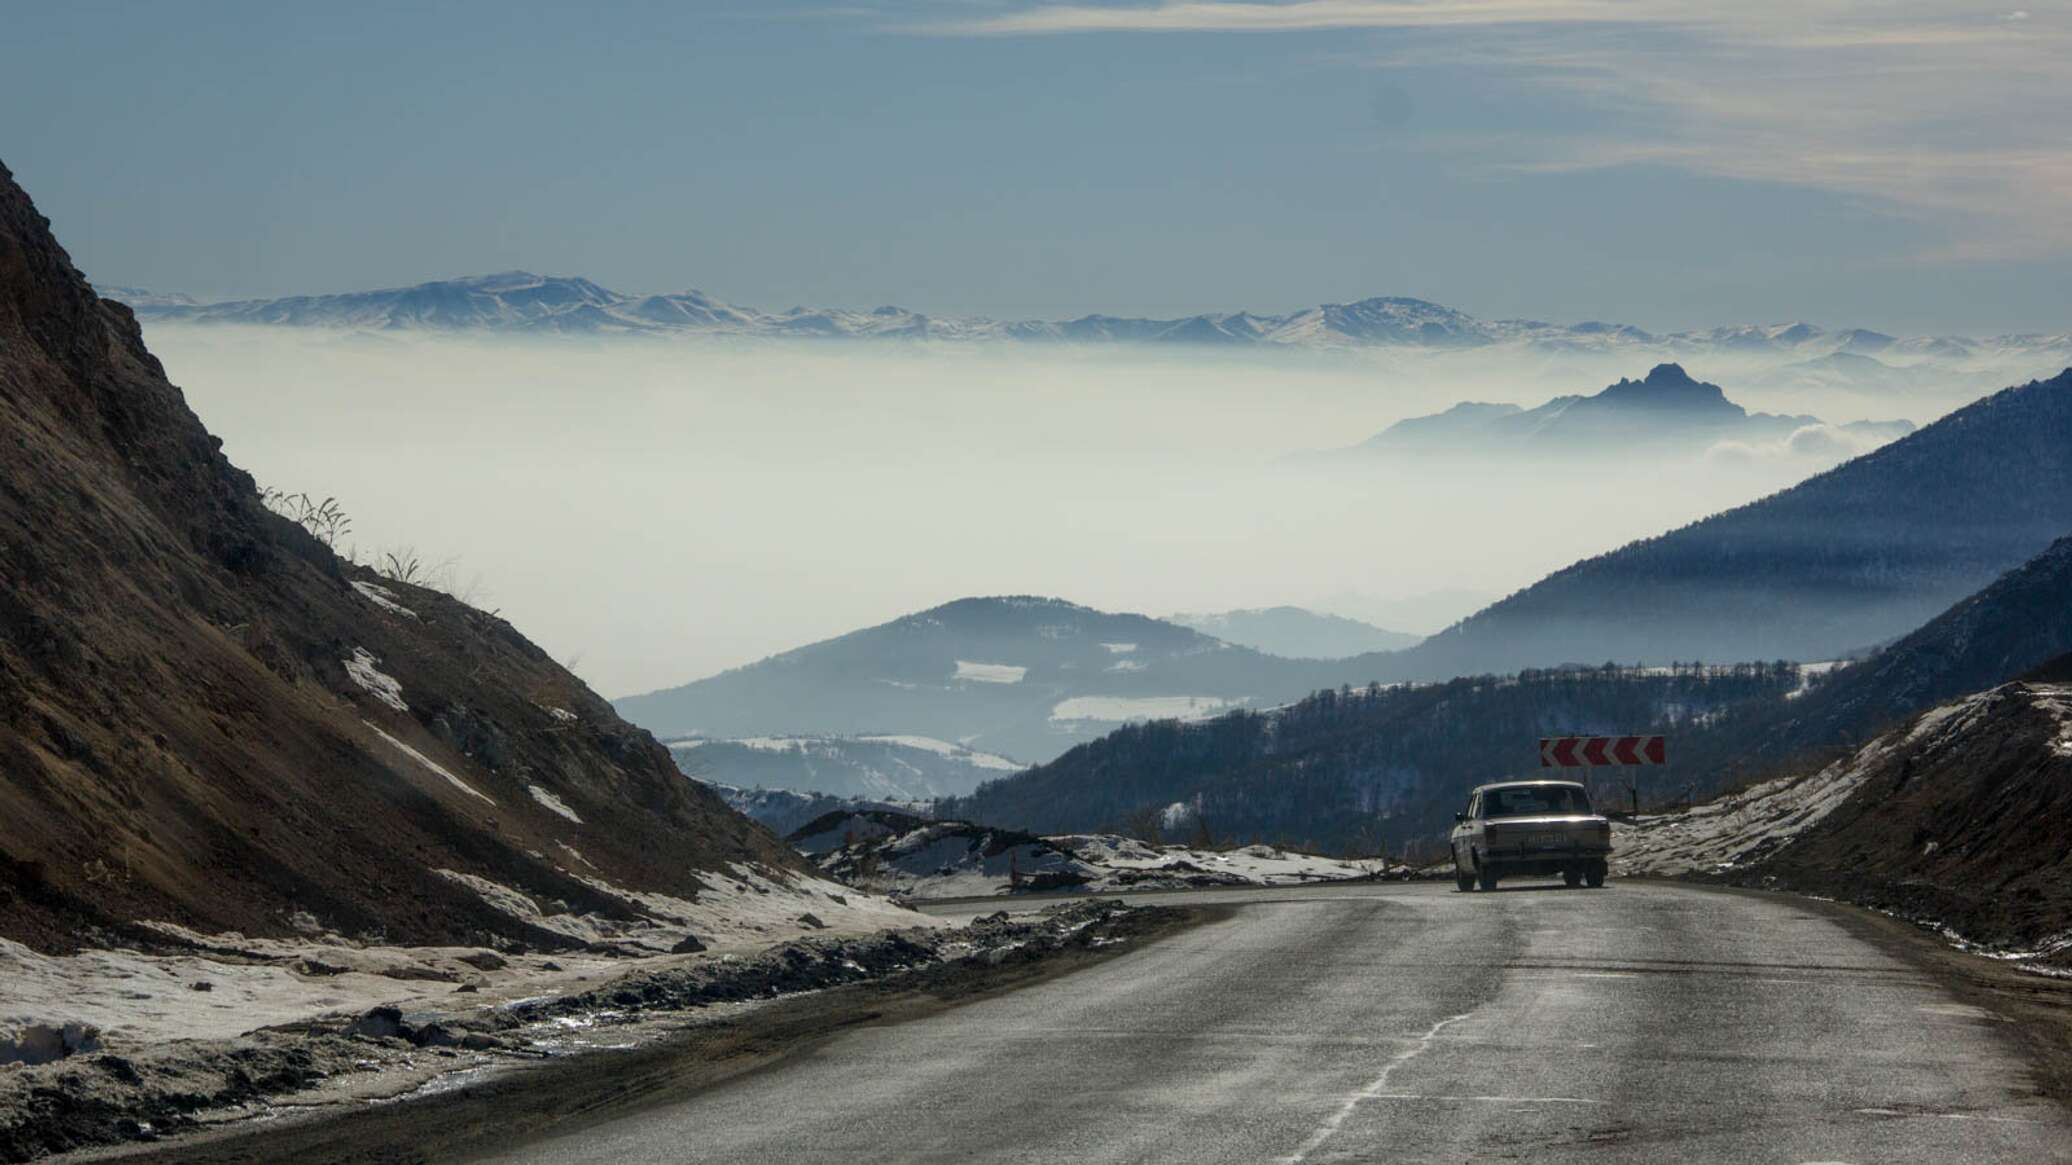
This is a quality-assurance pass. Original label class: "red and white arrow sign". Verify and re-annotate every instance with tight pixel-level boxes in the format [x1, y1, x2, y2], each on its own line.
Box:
[1539, 735, 1667, 767]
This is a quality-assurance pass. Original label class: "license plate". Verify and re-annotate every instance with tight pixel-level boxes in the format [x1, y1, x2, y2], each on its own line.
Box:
[1529, 833, 1565, 848]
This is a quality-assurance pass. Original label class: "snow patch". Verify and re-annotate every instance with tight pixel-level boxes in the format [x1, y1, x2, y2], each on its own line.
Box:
[528, 785, 583, 824]
[1050, 695, 1239, 722]
[362, 721, 495, 805]
[343, 648, 408, 712]
[954, 660, 1026, 684]
[350, 579, 418, 619]
[857, 735, 1023, 771]
[1099, 642, 1137, 655]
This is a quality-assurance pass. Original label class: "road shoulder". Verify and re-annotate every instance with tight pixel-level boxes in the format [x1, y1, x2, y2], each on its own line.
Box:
[65, 902, 1215, 1165]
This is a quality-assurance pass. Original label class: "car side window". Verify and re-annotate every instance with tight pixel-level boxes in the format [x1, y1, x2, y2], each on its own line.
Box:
[1467, 793, 1481, 819]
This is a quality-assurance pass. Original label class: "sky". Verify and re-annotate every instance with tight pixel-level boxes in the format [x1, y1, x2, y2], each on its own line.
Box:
[5, 1, 2069, 334]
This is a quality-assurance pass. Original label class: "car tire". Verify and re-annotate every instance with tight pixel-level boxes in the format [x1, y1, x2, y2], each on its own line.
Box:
[1585, 862, 1607, 889]
[1477, 863, 1499, 892]
[1563, 869, 1582, 888]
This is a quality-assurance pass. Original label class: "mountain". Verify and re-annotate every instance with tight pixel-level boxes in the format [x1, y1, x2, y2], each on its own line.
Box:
[1166, 607, 1419, 659]
[1338, 364, 1915, 458]
[105, 278, 2072, 371]
[612, 597, 1341, 764]
[1675, 534, 2072, 788]
[940, 664, 1802, 852]
[1374, 369, 2072, 677]
[664, 734, 1023, 800]
[0, 161, 898, 954]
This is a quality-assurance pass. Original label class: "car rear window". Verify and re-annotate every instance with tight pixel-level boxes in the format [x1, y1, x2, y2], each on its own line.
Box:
[1485, 785, 1591, 818]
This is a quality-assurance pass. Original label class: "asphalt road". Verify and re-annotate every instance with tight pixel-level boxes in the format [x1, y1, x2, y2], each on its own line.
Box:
[484, 881, 2072, 1164]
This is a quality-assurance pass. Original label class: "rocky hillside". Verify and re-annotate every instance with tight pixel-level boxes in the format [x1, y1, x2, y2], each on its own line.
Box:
[1378, 368, 2072, 676]
[615, 596, 1338, 764]
[1617, 682, 2072, 970]
[0, 161, 883, 954]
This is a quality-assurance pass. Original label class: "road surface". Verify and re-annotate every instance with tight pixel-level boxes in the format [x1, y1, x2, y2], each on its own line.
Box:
[485, 881, 2072, 1163]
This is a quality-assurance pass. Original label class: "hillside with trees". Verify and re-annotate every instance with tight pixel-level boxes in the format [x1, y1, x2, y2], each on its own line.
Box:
[943, 664, 1799, 853]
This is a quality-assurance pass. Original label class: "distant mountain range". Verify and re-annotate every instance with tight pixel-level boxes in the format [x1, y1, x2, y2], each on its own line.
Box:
[664, 733, 1023, 801]
[617, 370, 2069, 781]
[1331, 364, 1914, 458]
[947, 530, 2072, 852]
[103, 273, 2072, 367]
[612, 597, 1341, 764]
[1166, 607, 1419, 659]
[1380, 369, 2072, 676]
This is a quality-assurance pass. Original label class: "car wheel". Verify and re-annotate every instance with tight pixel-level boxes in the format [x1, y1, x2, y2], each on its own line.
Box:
[1455, 872, 1475, 892]
[1563, 869, 1582, 888]
[1477, 863, 1499, 892]
[1585, 862, 1607, 889]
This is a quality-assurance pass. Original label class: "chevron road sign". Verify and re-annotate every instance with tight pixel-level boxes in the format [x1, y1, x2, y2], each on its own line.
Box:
[1539, 735, 1667, 768]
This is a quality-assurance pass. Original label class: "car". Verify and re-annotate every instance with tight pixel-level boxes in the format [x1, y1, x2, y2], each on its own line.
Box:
[1449, 779, 1611, 891]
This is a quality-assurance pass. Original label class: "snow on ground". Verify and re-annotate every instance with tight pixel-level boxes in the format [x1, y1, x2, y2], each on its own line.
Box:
[349, 579, 418, 618]
[1613, 689, 1994, 877]
[796, 811, 1392, 899]
[857, 735, 1024, 771]
[953, 660, 1026, 684]
[1099, 642, 1137, 654]
[0, 867, 930, 1055]
[1049, 695, 1240, 722]
[1784, 660, 1844, 699]
[362, 720, 496, 805]
[527, 784, 584, 824]
[435, 861, 925, 955]
[343, 647, 408, 712]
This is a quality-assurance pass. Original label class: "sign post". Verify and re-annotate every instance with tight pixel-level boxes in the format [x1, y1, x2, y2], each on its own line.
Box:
[1538, 735, 1668, 813]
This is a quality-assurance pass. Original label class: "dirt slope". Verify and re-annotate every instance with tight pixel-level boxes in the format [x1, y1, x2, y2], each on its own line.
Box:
[1620, 682, 2072, 965]
[0, 160, 812, 954]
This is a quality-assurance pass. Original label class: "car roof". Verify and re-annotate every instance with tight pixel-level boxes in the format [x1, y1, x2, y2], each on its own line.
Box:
[1471, 779, 1586, 794]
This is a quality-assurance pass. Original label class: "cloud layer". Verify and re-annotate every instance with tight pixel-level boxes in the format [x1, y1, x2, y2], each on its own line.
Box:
[922, 2, 2072, 259]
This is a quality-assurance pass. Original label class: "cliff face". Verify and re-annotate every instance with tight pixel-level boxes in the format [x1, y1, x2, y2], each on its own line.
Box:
[0, 161, 804, 953]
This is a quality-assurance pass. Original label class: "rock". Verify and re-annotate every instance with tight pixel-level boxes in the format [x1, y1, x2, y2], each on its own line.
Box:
[797, 913, 827, 930]
[670, 935, 708, 954]
[189, 979, 215, 992]
[827, 893, 848, 905]
[292, 958, 348, 977]
[346, 1006, 405, 1041]
[456, 950, 508, 971]
[453, 981, 481, 994]
[539, 960, 565, 971]
[459, 1033, 502, 1051]
[411, 1023, 460, 1048]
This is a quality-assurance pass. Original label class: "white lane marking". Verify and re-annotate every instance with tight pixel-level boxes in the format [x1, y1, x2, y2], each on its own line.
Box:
[1856, 1102, 2047, 1119]
[1367, 1094, 1603, 1105]
[1277, 1013, 1470, 1163]
[1571, 972, 1639, 979]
